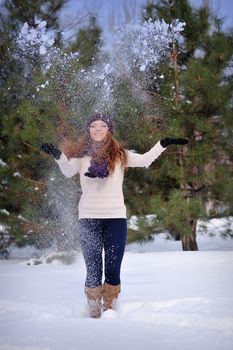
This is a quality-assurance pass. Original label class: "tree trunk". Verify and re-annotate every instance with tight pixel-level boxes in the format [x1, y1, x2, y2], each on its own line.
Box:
[171, 40, 180, 103]
[181, 218, 199, 251]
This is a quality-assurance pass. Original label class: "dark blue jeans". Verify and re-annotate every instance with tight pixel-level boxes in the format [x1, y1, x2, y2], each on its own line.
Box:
[78, 218, 127, 288]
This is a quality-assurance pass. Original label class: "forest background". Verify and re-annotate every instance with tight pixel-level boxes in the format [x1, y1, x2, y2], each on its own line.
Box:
[0, 0, 232, 253]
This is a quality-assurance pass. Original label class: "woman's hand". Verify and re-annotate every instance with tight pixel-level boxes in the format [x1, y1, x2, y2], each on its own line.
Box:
[160, 138, 189, 148]
[40, 143, 62, 160]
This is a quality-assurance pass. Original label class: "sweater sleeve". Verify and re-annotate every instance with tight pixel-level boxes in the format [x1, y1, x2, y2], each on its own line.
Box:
[55, 153, 81, 178]
[127, 141, 167, 168]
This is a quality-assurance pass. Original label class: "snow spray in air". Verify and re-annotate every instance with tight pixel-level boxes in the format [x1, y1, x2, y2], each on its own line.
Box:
[15, 17, 185, 123]
[12, 17, 185, 254]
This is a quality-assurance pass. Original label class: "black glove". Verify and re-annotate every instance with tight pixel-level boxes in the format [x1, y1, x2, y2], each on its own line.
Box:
[84, 172, 97, 178]
[40, 143, 62, 160]
[160, 137, 189, 148]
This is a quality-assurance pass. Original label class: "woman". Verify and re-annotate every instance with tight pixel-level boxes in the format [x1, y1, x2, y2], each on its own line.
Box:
[41, 113, 188, 318]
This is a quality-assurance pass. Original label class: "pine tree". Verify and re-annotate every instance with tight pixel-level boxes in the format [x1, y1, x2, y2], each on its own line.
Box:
[3, 0, 67, 42]
[0, 0, 68, 248]
[133, 0, 233, 250]
[0, 0, 103, 250]
[112, 0, 233, 249]
[68, 16, 102, 68]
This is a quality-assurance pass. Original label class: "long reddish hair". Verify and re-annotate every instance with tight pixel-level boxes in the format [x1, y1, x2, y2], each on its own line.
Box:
[59, 130, 128, 175]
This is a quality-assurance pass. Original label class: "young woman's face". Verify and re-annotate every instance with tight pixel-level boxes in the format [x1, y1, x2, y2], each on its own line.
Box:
[89, 120, 109, 142]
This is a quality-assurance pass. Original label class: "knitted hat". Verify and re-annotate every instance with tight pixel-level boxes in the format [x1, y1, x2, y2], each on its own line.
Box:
[85, 113, 114, 134]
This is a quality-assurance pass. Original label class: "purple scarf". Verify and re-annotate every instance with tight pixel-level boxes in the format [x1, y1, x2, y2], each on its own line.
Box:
[84, 141, 110, 179]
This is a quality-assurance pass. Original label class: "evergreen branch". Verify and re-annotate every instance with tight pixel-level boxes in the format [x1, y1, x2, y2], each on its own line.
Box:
[22, 141, 41, 153]
[185, 185, 206, 193]
[20, 176, 46, 186]
[23, 141, 52, 158]
[22, 221, 44, 233]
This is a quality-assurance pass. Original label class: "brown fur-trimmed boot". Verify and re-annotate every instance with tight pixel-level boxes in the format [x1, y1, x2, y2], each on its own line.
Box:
[103, 283, 121, 311]
[85, 285, 103, 319]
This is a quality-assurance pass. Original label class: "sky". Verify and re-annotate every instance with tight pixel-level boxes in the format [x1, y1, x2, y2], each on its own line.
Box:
[60, 0, 233, 40]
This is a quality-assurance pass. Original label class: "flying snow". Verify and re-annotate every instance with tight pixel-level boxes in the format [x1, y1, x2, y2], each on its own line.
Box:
[15, 18, 185, 112]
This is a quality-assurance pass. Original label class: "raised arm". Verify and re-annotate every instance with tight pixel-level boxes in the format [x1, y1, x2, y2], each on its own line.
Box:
[41, 143, 81, 178]
[127, 138, 188, 168]
[54, 153, 81, 178]
[127, 141, 166, 168]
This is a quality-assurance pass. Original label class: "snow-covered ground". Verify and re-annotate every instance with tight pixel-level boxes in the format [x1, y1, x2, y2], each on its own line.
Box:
[1, 222, 233, 350]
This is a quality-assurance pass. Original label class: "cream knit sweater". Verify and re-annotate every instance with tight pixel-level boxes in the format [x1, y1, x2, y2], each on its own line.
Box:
[55, 141, 166, 219]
